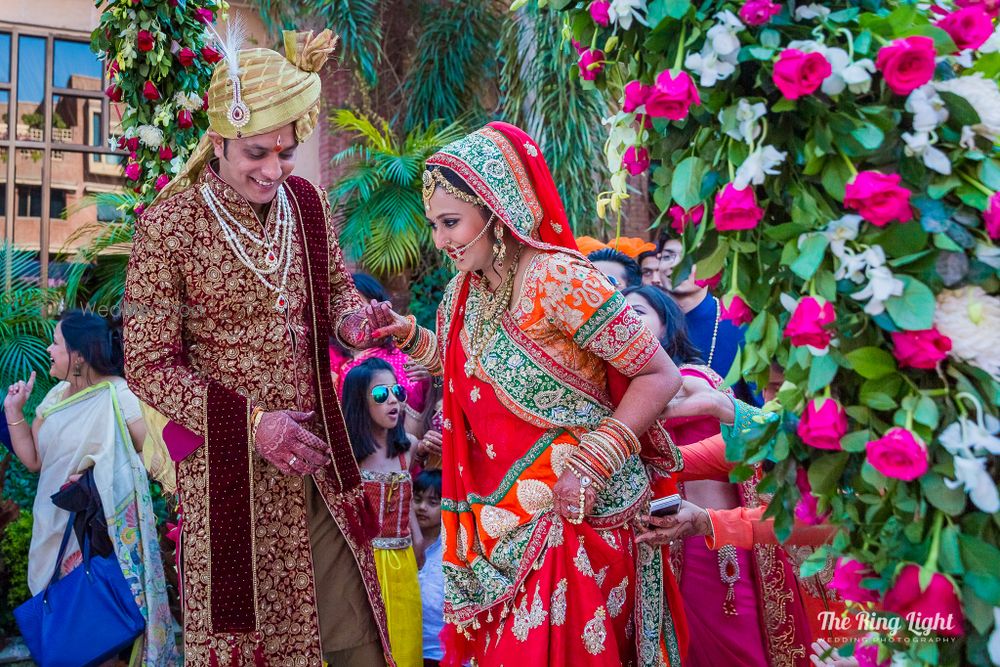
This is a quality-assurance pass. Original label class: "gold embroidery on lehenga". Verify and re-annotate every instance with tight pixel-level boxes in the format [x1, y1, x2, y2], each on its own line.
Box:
[574, 538, 609, 586]
[470, 386, 481, 403]
[511, 582, 548, 641]
[516, 479, 553, 515]
[607, 577, 628, 618]
[599, 530, 619, 550]
[485, 443, 497, 460]
[550, 579, 568, 626]
[549, 444, 575, 477]
[480, 505, 520, 539]
[582, 606, 608, 655]
[548, 519, 564, 547]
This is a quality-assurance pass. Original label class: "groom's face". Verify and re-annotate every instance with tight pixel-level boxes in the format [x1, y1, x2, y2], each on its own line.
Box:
[211, 124, 298, 207]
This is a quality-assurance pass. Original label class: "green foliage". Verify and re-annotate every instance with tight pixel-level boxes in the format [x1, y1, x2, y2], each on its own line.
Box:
[330, 111, 466, 277]
[499, 2, 608, 235]
[409, 257, 456, 331]
[0, 246, 58, 400]
[0, 511, 33, 634]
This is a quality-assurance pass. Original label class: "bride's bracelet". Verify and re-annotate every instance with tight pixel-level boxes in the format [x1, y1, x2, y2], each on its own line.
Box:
[393, 314, 418, 348]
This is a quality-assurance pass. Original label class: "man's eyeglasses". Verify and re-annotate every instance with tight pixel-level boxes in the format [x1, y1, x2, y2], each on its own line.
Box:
[371, 384, 407, 404]
[660, 250, 679, 263]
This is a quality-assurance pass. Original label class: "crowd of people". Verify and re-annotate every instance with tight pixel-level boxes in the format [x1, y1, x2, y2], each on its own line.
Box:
[1, 23, 861, 667]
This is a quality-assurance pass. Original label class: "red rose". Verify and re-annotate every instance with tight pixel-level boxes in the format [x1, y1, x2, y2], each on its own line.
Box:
[984, 190, 1000, 239]
[694, 271, 722, 290]
[142, 80, 161, 101]
[177, 109, 193, 129]
[796, 398, 847, 450]
[195, 8, 214, 23]
[137, 30, 155, 53]
[876, 36, 937, 95]
[177, 47, 196, 67]
[154, 174, 171, 192]
[714, 184, 764, 231]
[622, 146, 650, 175]
[158, 145, 173, 161]
[116, 136, 128, 150]
[866, 428, 929, 481]
[201, 46, 223, 64]
[784, 296, 835, 350]
[646, 69, 701, 120]
[720, 293, 753, 326]
[937, 6, 995, 51]
[590, 1, 611, 26]
[201, 93, 209, 111]
[739, 0, 782, 26]
[828, 558, 880, 604]
[844, 171, 913, 226]
[883, 565, 965, 637]
[668, 203, 704, 234]
[772, 49, 831, 100]
[126, 137, 139, 152]
[890, 328, 952, 369]
[124, 162, 142, 181]
[105, 84, 122, 102]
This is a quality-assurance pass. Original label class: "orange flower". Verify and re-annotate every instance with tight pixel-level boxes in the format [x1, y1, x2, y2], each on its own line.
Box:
[575, 236, 608, 256]
[609, 236, 656, 258]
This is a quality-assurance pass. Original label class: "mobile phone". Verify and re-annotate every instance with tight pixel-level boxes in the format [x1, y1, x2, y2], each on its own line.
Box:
[649, 493, 682, 517]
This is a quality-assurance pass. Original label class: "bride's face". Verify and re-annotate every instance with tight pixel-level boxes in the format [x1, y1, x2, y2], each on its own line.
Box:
[426, 188, 496, 274]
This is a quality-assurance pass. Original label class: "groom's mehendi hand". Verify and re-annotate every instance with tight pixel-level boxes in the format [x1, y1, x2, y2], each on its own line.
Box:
[254, 410, 330, 475]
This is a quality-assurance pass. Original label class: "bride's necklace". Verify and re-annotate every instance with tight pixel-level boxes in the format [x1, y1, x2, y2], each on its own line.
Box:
[465, 245, 523, 377]
[201, 182, 294, 312]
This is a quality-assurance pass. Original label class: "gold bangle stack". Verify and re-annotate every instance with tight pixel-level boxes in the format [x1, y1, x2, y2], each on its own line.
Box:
[399, 321, 440, 372]
[567, 417, 642, 491]
[393, 314, 418, 348]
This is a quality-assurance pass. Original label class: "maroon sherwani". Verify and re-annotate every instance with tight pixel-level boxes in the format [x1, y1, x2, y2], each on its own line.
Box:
[124, 165, 391, 665]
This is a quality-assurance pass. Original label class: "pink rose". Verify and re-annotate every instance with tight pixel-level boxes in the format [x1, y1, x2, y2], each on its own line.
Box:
[668, 203, 704, 234]
[590, 0, 611, 26]
[201, 46, 223, 64]
[134, 203, 145, 217]
[828, 558, 880, 604]
[177, 47, 196, 67]
[578, 49, 604, 81]
[195, 8, 215, 23]
[884, 565, 965, 637]
[985, 191, 1000, 239]
[739, 0, 782, 26]
[866, 427, 929, 481]
[876, 36, 937, 95]
[154, 174, 171, 191]
[646, 70, 701, 120]
[177, 109, 193, 129]
[623, 80, 652, 112]
[854, 639, 890, 667]
[622, 146, 650, 175]
[784, 297, 835, 349]
[956, 0, 1000, 18]
[694, 271, 722, 290]
[844, 171, 913, 226]
[772, 49, 831, 100]
[891, 328, 952, 369]
[714, 184, 764, 231]
[794, 467, 830, 526]
[158, 145, 173, 161]
[124, 162, 142, 181]
[105, 84, 122, 102]
[720, 293, 753, 326]
[137, 29, 155, 53]
[937, 6, 995, 51]
[797, 398, 847, 451]
[142, 80, 160, 101]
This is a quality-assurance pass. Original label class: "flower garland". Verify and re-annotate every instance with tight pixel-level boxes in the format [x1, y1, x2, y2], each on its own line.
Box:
[554, 0, 1000, 663]
[91, 0, 225, 216]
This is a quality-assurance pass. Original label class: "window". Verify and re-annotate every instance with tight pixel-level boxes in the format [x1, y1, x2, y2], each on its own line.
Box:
[0, 30, 125, 282]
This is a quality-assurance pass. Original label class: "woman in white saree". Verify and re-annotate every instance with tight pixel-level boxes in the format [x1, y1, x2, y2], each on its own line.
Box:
[4, 310, 177, 665]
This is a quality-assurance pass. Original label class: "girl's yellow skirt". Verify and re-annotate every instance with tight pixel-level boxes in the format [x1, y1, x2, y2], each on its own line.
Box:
[374, 545, 422, 667]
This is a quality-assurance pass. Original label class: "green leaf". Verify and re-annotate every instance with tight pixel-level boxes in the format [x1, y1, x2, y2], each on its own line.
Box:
[807, 354, 839, 393]
[799, 546, 831, 578]
[646, 0, 669, 27]
[850, 124, 884, 151]
[790, 234, 829, 281]
[809, 452, 849, 496]
[821, 158, 852, 201]
[665, 0, 691, 20]
[885, 276, 936, 331]
[845, 347, 897, 380]
[978, 160, 1000, 191]
[939, 91, 981, 128]
[771, 98, 796, 113]
[960, 534, 1000, 579]
[920, 474, 968, 515]
[695, 238, 729, 279]
[841, 430, 872, 453]
[671, 156, 709, 209]
[913, 394, 940, 429]
[939, 525, 964, 575]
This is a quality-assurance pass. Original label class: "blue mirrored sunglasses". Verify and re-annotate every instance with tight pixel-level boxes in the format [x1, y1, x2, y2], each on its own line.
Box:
[371, 384, 407, 404]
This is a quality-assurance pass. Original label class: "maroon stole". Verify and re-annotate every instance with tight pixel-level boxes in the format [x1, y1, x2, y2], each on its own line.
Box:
[203, 176, 366, 637]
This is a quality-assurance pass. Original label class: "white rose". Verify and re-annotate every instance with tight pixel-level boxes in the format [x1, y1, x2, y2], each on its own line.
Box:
[794, 4, 831, 21]
[934, 74, 1000, 142]
[707, 11, 745, 57]
[608, 0, 647, 30]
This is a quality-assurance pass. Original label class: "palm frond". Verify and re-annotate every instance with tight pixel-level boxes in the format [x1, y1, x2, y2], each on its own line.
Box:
[316, 0, 383, 87]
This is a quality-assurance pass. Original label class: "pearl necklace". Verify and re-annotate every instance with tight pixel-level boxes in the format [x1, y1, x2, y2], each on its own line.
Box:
[201, 183, 294, 311]
[707, 296, 720, 368]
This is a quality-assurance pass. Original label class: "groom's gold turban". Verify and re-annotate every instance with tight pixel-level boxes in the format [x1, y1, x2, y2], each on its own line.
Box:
[154, 28, 337, 203]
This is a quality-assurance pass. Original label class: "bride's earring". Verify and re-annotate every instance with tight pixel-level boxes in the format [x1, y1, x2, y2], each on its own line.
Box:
[493, 220, 506, 266]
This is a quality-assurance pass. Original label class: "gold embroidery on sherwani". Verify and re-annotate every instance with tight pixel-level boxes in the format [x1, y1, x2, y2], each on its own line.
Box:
[582, 606, 608, 655]
[511, 582, 548, 641]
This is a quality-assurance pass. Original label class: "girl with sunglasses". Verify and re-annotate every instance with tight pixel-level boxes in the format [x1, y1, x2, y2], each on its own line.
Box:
[342, 357, 422, 667]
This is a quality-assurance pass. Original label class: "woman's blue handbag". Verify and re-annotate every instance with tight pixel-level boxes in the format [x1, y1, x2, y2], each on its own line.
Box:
[14, 511, 146, 667]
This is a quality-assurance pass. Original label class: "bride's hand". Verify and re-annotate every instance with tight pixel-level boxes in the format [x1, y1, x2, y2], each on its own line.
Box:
[660, 375, 735, 424]
[552, 470, 598, 522]
[364, 300, 414, 340]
